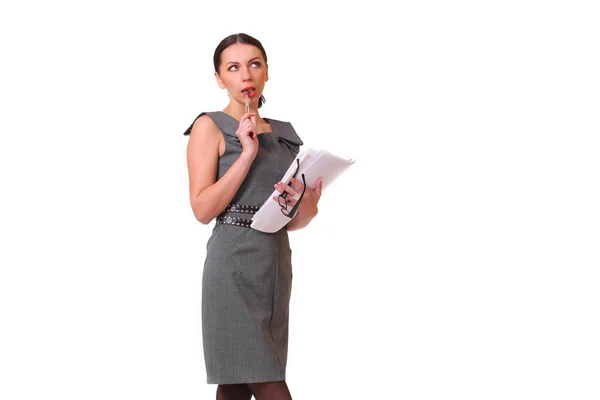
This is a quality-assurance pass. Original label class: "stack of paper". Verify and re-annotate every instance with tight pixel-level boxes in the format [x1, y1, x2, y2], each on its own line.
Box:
[251, 148, 355, 233]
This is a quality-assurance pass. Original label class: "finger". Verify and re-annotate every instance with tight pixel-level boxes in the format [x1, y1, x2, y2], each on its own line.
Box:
[272, 196, 297, 206]
[241, 118, 254, 127]
[245, 118, 256, 131]
[238, 119, 252, 132]
[274, 182, 297, 197]
[315, 177, 323, 198]
[243, 118, 257, 133]
[240, 120, 256, 137]
[289, 177, 305, 192]
[241, 112, 257, 122]
[273, 183, 289, 194]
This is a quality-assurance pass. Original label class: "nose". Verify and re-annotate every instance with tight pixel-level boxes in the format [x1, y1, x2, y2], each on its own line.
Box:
[241, 65, 252, 82]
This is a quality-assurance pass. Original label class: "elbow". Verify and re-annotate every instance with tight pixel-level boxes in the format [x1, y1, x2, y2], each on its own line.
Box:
[194, 210, 213, 225]
[196, 215, 213, 225]
[191, 203, 214, 225]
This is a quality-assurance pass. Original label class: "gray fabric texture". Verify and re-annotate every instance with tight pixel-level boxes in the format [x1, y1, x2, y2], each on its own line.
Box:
[183, 111, 303, 384]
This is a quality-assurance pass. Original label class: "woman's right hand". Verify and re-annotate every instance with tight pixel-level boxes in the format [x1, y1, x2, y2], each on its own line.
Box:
[236, 112, 259, 160]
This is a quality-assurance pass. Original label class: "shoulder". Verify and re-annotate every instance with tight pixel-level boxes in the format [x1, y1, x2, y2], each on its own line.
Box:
[185, 113, 223, 153]
[183, 112, 220, 136]
[191, 114, 219, 136]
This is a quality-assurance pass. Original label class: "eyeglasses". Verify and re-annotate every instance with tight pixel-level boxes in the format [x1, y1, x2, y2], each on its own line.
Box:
[278, 158, 306, 218]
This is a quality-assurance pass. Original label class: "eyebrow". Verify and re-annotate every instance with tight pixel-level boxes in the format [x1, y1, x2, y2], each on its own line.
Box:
[226, 57, 261, 65]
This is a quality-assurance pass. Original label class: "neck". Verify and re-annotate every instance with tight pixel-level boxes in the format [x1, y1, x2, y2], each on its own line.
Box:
[223, 100, 259, 121]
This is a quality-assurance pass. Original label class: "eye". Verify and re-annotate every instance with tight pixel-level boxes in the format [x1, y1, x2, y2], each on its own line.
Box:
[251, 61, 261, 67]
[227, 65, 238, 71]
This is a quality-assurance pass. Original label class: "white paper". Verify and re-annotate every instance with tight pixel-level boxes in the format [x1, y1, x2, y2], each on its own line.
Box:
[250, 148, 355, 233]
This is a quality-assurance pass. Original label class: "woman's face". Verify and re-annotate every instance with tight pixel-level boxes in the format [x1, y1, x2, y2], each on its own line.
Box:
[215, 43, 268, 106]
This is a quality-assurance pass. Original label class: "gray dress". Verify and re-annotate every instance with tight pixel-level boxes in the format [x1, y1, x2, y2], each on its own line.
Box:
[183, 111, 303, 384]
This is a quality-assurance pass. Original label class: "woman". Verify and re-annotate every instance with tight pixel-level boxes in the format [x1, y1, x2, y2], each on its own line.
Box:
[183, 33, 323, 400]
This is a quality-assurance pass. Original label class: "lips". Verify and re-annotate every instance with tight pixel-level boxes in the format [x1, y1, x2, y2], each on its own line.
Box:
[242, 87, 257, 98]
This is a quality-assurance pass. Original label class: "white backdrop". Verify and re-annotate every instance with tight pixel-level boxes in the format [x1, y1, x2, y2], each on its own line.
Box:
[1, 1, 599, 399]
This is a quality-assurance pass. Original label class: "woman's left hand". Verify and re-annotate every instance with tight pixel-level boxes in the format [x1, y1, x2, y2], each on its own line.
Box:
[273, 177, 323, 219]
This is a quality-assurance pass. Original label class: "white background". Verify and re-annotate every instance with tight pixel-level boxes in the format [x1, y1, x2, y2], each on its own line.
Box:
[1, 1, 599, 399]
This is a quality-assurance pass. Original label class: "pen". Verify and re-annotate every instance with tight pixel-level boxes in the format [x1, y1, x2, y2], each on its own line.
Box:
[243, 89, 254, 138]
[244, 90, 250, 114]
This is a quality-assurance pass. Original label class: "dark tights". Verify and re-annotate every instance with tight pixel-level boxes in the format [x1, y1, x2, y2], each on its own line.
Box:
[216, 381, 292, 400]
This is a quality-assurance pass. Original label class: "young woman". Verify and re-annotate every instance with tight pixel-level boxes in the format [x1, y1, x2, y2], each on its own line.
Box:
[183, 33, 323, 400]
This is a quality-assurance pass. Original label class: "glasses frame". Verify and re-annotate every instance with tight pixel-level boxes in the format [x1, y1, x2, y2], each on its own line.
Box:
[278, 158, 306, 218]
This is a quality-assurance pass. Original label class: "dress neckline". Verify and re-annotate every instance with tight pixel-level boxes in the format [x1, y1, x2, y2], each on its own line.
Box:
[217, 111, 274, 136]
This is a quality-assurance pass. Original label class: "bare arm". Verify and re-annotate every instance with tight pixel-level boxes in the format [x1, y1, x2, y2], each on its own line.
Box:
[186, 113, 258, 224]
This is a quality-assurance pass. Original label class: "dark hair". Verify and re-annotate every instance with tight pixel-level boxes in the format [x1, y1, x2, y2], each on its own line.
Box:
[213, 33, 267, 108]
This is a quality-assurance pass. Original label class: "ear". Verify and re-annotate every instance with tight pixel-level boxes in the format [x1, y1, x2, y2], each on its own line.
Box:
[215, 72, 226, 89]
[265, 64, 269, 82]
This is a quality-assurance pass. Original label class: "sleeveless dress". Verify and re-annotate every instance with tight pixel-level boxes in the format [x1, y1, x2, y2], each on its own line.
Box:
[183, 111, 303, 384]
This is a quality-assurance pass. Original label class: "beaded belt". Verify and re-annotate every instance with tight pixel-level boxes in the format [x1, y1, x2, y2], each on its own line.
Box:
[216, 203, 260, 228]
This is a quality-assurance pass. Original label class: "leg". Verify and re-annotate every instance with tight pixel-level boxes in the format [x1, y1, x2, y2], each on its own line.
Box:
[248, 380, 292, 400]
[216, 384, 253, 400]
